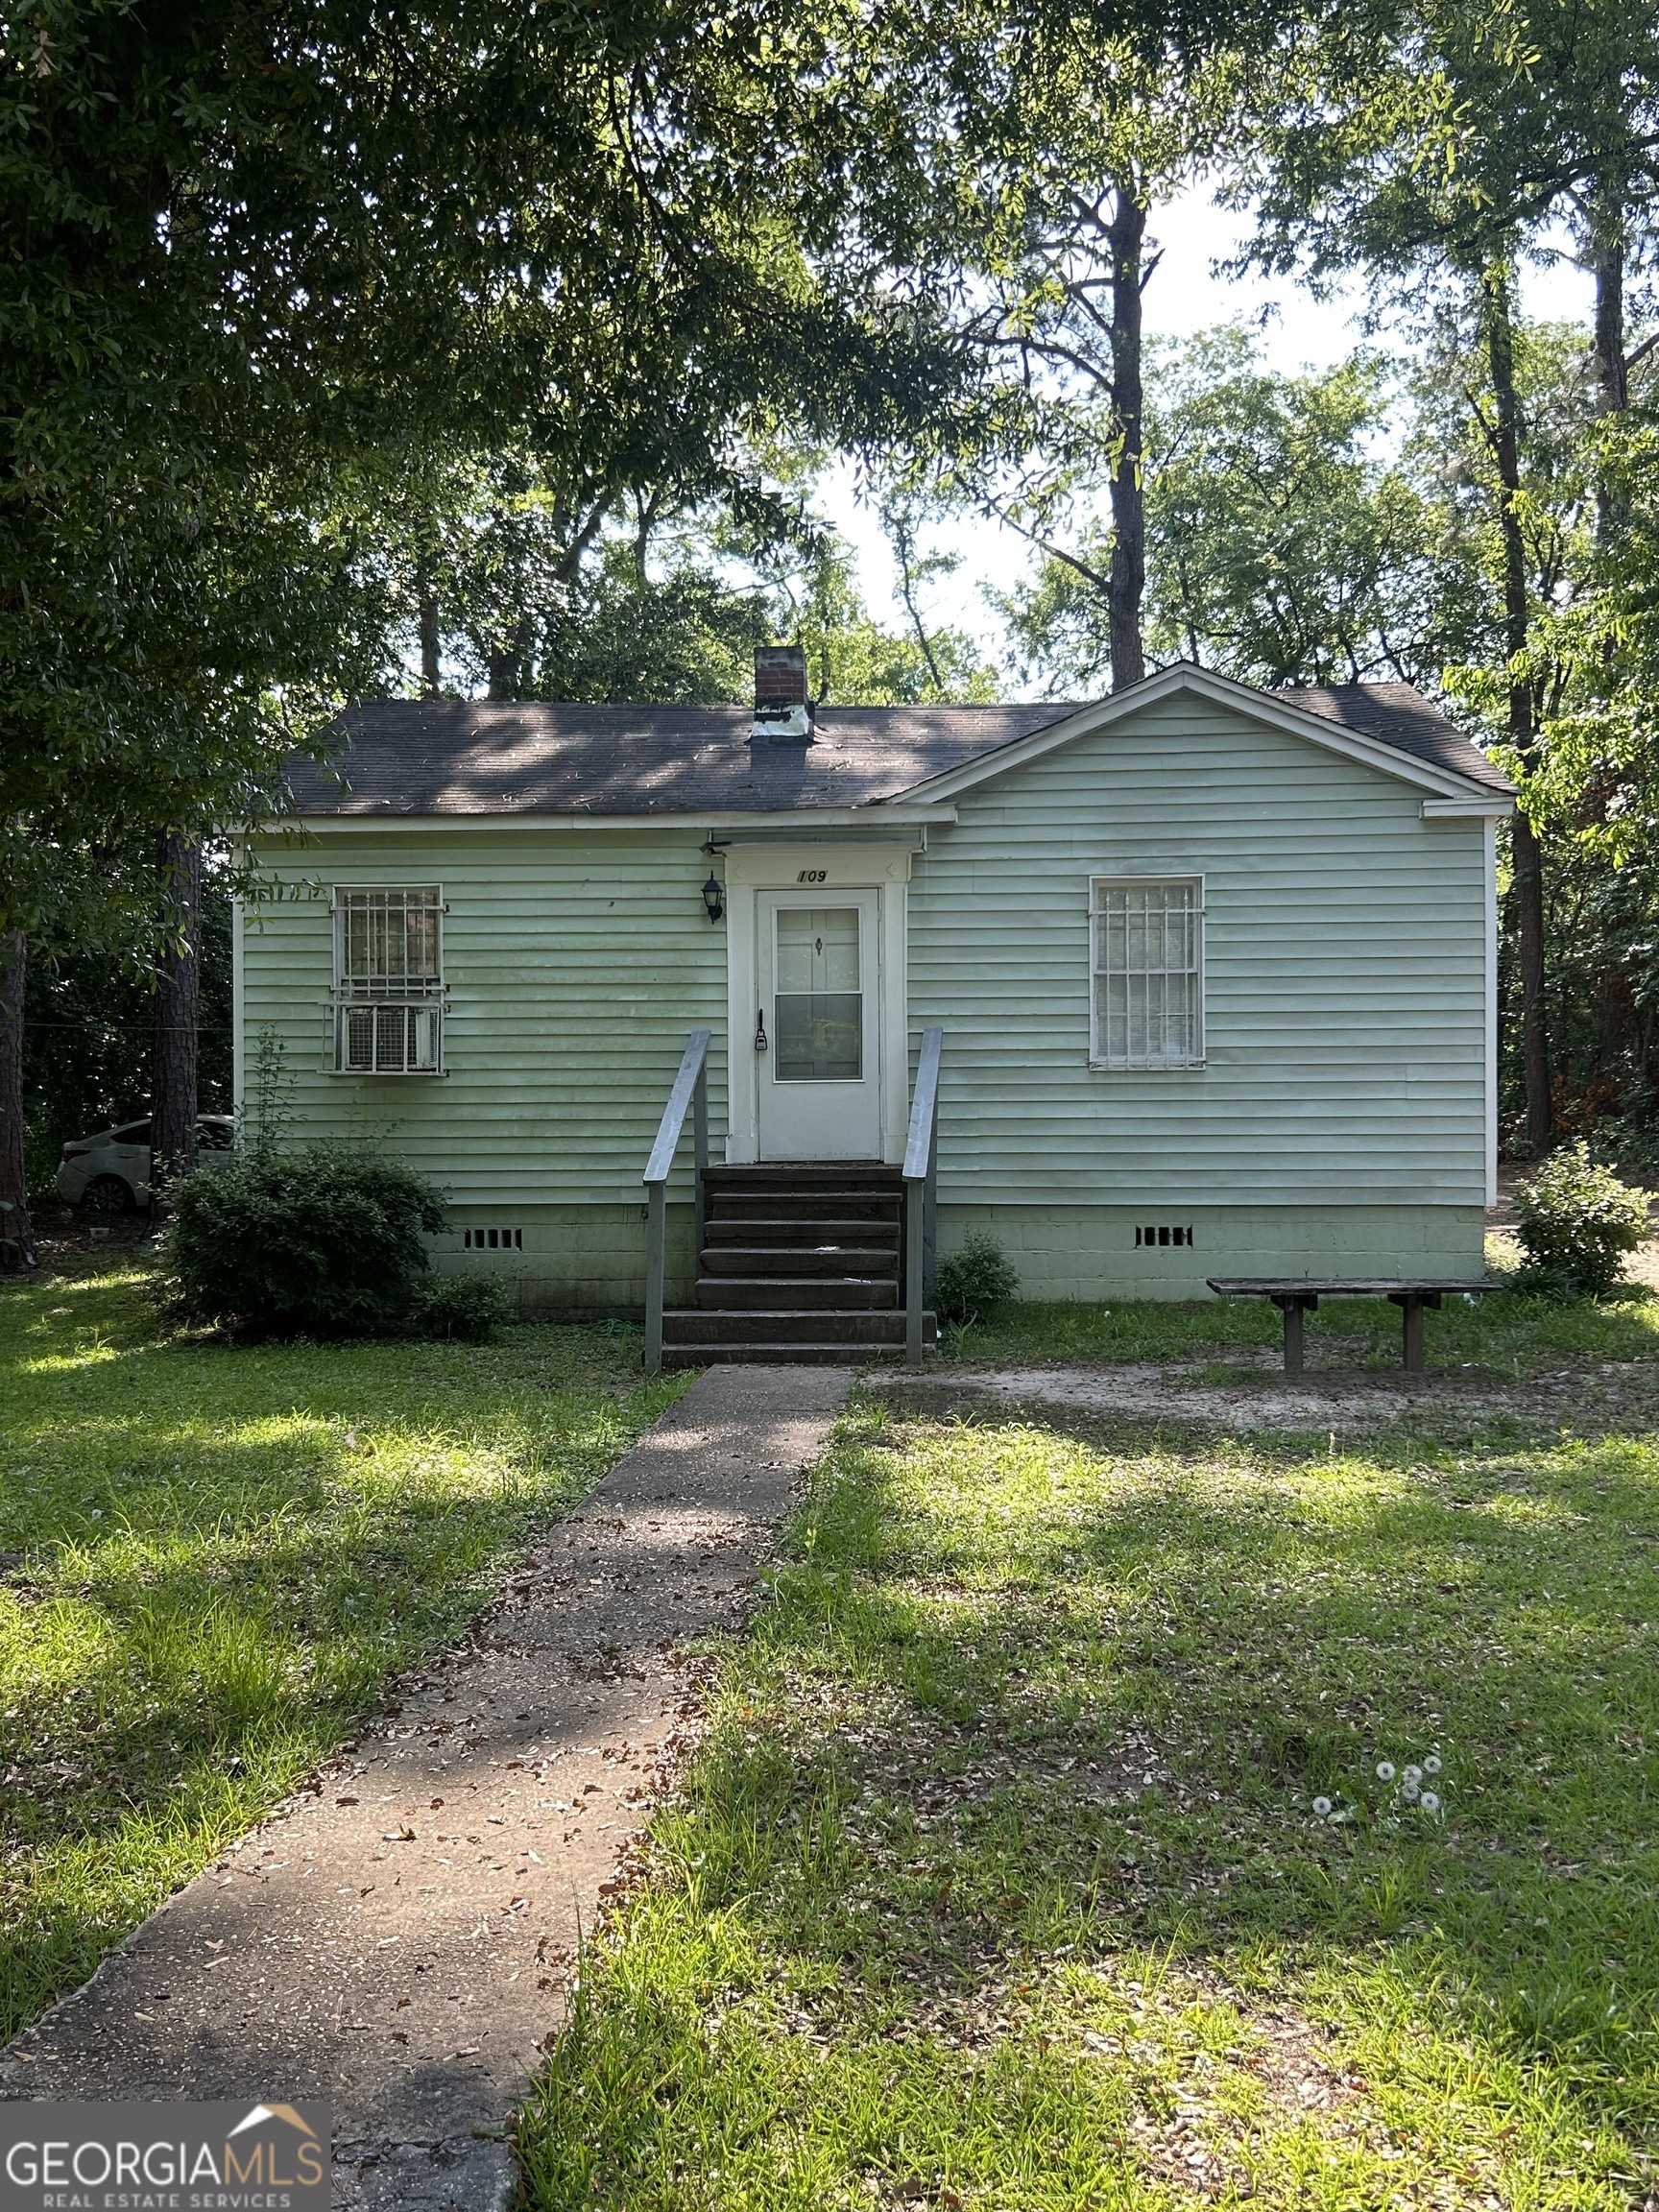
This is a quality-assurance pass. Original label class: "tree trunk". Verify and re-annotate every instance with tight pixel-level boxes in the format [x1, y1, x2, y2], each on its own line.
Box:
[1107, 180, 1147, 691]
[1483, 262, 1551, 1150]
[1508, 809, 1551, 1143]
[1588, 181, 1638, 1096]
[1598, 963, 1637, 1077]
[0, 930, 34, 1269]
[891, 510, 946, 692]
[1590, 182, 1629, 543]
[418, 585, 442, 695]
[150, 833, 202, 1210]
[487, 628, 531, 700]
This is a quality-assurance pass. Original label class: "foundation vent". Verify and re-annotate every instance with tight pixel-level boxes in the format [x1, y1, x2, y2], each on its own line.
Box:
[1135, 1224, 1193, 1248]
[464, 1227, 523, 1251]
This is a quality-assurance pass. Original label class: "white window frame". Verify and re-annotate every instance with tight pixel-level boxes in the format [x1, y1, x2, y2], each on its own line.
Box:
[1089, 875, 1206, 1071]
[330, 885, 445, 1075]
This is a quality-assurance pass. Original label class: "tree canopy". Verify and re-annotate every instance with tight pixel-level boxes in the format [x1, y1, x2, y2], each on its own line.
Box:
[2, 0, 998, 944]
[9, 0, 1659, 1232]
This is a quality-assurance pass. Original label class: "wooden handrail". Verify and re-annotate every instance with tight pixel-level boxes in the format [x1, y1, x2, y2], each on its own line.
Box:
[642, 1028, 710, 1374]
[903, 1025, 943, 1366]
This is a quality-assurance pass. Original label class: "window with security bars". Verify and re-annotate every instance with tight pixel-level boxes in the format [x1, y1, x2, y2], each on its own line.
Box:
[333, 888, 444, 1073]
[1091, 878, 1204, 1070]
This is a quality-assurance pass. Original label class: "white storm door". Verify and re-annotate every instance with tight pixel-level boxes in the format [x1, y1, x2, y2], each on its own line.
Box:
[756, 890, 882, 1159]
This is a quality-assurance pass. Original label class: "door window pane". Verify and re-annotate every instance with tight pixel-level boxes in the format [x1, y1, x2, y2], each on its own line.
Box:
[776, 907, 859, 993]
[775, 907, 862, 1080]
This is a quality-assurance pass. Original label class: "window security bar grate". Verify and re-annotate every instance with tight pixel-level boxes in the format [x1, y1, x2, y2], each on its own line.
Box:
[337, 1002, 442, 1073]
[1091, 878, 1205, 1070]
[332, 887, 445, 1072]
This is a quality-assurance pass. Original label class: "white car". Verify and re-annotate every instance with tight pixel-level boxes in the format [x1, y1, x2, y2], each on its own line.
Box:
[56, 1115, 236, 1214]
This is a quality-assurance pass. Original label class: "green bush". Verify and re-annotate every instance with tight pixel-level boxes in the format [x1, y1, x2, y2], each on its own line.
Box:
[935, 1232, 1020, 1324]
[1515, 1141, 1649, 1298]
[411, 1273, 508, 1342]
[166, 1146, 447, 1336]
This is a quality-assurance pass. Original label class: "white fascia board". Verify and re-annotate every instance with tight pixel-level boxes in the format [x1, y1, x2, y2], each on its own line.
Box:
[1420, 796, 1514, 820]
[264, 804, 956, 836]
[891, 662, 1509, 806]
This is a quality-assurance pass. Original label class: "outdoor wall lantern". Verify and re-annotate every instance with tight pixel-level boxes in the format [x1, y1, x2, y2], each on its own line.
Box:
[702, 872, 725, 924]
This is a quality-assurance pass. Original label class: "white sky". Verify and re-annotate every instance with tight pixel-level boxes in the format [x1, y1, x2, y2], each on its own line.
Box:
[818, 183, 1595, 687]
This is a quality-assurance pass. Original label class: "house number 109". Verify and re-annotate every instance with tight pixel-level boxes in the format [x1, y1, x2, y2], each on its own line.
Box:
[796, 869, 828, 883]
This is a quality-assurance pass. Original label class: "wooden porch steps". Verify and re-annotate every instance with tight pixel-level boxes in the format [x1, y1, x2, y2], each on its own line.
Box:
[661, 1162, 935, 1371]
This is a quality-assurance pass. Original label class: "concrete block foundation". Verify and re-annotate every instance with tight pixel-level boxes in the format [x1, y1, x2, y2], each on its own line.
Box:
[938, 1202, 1487, 1302]
[423, 1199, 1486, 1318]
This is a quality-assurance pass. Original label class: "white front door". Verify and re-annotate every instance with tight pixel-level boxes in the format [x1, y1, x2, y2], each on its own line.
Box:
[756, 889, 882, 1159]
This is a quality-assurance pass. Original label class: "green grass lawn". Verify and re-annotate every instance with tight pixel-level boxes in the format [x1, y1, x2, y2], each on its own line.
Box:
[0, 1258, 681, 2039]
[518, 1301, 1659, 2211]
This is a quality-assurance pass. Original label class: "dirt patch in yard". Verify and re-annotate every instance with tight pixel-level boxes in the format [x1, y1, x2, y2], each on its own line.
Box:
[878, 1352, 1659, 1431]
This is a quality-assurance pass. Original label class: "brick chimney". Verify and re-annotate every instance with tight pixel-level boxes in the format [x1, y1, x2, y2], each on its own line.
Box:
[751, 643, 812, 740]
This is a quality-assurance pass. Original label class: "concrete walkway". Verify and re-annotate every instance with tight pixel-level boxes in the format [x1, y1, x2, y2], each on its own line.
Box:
[0, 1364, 850, 2210]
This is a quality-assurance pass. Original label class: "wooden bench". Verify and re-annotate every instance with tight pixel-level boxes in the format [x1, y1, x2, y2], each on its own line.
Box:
[1207, 1277, 1498, 1375]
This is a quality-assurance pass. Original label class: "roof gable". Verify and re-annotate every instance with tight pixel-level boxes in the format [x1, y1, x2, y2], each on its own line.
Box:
[892, 665, 1514, 806]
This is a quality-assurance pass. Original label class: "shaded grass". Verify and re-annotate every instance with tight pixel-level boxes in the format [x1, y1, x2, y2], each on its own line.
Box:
[518, 1384, 1659, 2210]
[944, 1285, 1659, 1375]
[0, 1262, 683, 2037]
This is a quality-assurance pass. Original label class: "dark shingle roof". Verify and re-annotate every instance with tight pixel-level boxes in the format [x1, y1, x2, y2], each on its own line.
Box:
[282, 679, 1512, 818]
[284, 701, 1074, 816]
[1279, 683, 1515, 795]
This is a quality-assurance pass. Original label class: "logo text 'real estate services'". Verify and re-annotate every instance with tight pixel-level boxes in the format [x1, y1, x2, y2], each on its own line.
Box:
[0, 2101, 329, 2212]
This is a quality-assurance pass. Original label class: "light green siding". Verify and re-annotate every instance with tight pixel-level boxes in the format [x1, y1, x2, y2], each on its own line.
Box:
[240, 828, 726, 1215]
[908, 691, 1489, 1217]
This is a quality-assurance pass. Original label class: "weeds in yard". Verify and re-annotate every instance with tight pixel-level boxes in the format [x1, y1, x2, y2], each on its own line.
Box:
[0, 1260, 684, 2035]
[519, 1386, 1659, 2210]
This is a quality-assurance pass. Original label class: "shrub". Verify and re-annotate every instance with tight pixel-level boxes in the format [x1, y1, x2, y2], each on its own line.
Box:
[167, 1146, 447, 1336]
[935, 1232, 1020, 1324]
[1515, 1141, 1648, 1298]
[411, 1273, 508, 1342]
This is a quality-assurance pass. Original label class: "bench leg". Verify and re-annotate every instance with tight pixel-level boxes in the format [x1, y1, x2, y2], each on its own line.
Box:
[1402, 1298, 1425, 1374]
[1273, 1296, 1314, 1376]
[1285, 1301, 1303, 1376]
[1385, 1290, 1439, 1374]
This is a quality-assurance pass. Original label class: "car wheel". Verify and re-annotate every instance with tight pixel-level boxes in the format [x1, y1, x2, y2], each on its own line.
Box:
[82, 1174, 133, 1217]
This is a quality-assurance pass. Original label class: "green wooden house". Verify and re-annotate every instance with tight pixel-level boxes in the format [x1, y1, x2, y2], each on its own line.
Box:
[236, 650, 1513, 1361]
